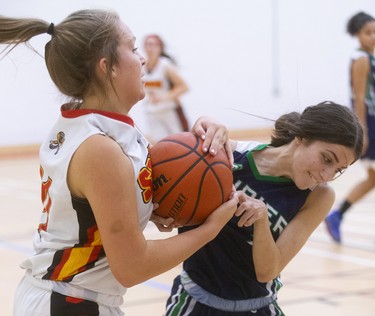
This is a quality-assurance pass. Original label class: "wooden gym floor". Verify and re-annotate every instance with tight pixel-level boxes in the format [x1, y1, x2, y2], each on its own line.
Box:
[1, 137, 374, 316]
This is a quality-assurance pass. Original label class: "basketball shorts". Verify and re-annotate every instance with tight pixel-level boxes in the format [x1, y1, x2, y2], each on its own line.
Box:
[164, 275, 285, 316]
[13, 275, 124, 316]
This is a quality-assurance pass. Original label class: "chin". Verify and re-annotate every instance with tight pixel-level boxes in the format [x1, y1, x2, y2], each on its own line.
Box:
[295, 181, 311, 190]
[139, 91, 146, 100]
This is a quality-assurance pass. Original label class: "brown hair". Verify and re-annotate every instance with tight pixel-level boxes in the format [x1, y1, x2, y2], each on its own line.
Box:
[271, 101, 363, 162]
[143, 34, 176, 64]
[347, 12, 375, 36]
[0, 9, 122, 101]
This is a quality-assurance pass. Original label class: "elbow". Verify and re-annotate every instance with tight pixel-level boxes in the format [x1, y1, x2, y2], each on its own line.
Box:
[256, 273, 275, 283]
[255, 267, 279, 283]
[112, 268, 145, 288]
[120, 279, 139, 288]
[115, 273, 142, 288]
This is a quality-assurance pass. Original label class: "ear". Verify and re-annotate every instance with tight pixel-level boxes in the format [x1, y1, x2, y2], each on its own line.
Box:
[97, 57, 108, 76]
[97, 58, 117, 78]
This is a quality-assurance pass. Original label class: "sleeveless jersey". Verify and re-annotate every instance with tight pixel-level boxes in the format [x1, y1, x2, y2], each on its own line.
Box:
[20, 104, 153, 306]
[143, 56, 178, 113]
[179, 142, 311, 301]
[350, 50, 375, 159]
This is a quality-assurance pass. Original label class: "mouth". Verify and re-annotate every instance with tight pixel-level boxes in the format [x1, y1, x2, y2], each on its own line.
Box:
[308, 171, 318, 184]
[140, 73, 146, 84]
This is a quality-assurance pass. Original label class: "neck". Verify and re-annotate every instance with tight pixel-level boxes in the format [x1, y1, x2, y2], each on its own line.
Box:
[252, 144, 294, 179]
[81, 95, 129, 116]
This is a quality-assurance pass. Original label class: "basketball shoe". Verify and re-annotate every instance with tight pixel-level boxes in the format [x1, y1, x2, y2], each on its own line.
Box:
[325, 210, 342, 243]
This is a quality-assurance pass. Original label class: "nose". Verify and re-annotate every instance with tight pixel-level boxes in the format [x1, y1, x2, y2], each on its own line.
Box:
[138, 51, 147, 66]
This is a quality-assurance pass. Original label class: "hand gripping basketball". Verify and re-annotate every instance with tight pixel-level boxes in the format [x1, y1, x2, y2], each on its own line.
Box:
[150, 132, 233, 226]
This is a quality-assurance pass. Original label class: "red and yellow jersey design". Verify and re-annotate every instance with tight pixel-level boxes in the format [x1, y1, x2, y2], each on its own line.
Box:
[43, 197, 104, 282]
[137, 154, 153, 204]
[21, 104, 153, 299]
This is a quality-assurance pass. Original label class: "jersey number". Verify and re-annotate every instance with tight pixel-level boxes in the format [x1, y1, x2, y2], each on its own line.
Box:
[38, 165, 53, 233]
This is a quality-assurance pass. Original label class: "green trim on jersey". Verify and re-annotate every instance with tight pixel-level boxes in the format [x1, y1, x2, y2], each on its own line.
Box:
[246, 144, 292, 183]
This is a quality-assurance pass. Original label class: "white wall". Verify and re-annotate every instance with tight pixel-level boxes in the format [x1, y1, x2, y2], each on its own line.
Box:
[0, 0, 373, 146]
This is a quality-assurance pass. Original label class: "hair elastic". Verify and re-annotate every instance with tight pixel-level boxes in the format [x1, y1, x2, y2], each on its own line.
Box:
[47, 23, 54, 35]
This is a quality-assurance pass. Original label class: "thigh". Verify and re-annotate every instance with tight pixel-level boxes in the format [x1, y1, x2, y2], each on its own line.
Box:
[51, 292, 124, 316]
[14, 276, 123, 316]
[14, 276, 51, 316]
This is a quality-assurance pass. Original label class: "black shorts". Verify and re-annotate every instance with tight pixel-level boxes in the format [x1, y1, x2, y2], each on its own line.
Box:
[51, 292, 99, 316]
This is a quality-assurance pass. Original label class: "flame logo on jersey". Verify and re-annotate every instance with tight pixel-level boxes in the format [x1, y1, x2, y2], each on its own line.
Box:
[49, 131, 65, 155]
[137, 153, 153, 203]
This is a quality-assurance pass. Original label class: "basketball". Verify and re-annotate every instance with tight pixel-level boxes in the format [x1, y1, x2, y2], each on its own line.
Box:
[150, 132, 233, 226]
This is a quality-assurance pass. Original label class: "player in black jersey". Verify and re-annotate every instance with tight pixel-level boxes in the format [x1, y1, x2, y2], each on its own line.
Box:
[165, 101, 363, 315]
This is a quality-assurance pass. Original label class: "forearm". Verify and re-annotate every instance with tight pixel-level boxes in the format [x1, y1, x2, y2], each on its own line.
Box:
[111, 222, 218, 287]
[252, 217, 281, 282]
[168, 84, 188, 101]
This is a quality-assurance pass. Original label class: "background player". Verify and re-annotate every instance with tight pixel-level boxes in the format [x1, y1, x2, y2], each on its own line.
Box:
[325, 12, 375, 243]
[141, 34, 189, 143]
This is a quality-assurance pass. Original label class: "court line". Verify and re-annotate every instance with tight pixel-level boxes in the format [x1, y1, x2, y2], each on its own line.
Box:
[300, 247, 375, 267]
[2, 237, 375, 296]
[311, 231, 375, 252]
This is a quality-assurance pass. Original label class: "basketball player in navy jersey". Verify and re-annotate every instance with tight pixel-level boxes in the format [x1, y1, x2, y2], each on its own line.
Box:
[165, 102, 363, 316]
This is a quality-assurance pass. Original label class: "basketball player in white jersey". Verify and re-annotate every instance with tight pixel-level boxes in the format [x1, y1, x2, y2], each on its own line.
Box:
[0, 9, 239, 315]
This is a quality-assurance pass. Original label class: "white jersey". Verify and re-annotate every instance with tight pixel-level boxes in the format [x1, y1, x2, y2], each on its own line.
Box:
[143, 56, 178, 113]
[20, 104, 153, 307]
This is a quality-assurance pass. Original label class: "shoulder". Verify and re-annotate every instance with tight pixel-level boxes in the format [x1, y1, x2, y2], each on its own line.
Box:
[78, 134, 124, 159]
[68, 135, 132, 197]
[233, 140, 262, 154]
[310, 183, 335, 199]
[351, 51, 370, 69]
[351, 54, 370, 74]
[303, 184, 335, 216]
[351, 50, 368, 61]
[291, 184, 335, 230]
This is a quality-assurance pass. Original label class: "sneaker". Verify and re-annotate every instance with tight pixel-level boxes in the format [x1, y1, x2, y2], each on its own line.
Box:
[325, 210, 342, 243]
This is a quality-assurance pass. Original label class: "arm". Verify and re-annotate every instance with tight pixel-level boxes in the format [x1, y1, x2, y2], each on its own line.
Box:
[68, 135, 239, 287]
[165, 62, 189, 101]
[351, 56, 369, 152]
[236, 185, 335, 282]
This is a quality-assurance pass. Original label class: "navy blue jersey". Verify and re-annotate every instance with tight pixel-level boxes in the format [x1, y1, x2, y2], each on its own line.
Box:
[179, 143, 311, 301]
[350, 50, 375, 159]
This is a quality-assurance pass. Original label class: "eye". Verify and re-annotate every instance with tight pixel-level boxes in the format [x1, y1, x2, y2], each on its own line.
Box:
[132, 47, 139, 53]
[322, 154, 331, 164]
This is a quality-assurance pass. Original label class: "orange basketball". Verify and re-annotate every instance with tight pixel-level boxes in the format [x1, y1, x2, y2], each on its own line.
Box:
[150, 132, 233, 226]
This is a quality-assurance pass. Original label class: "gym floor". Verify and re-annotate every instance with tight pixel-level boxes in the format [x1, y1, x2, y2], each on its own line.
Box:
[1, 146, 374, 316]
